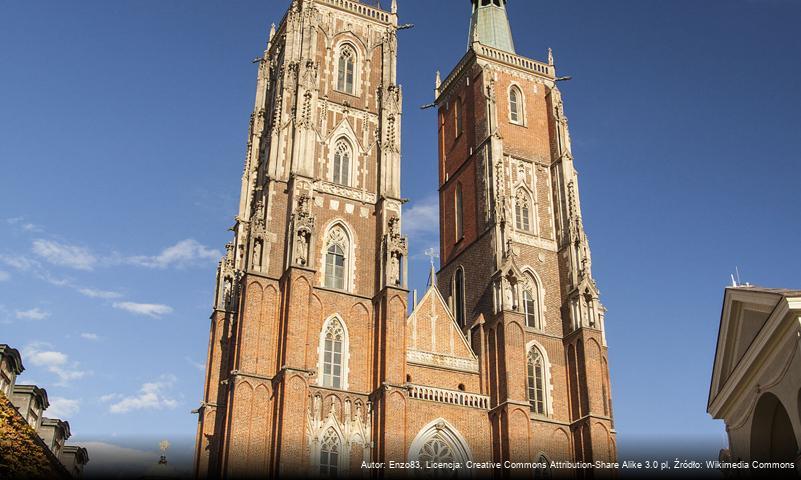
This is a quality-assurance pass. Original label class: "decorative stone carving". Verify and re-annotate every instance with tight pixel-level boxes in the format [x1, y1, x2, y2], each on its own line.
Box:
[383, 215, 408, 287]
[291, 194, 315, 267]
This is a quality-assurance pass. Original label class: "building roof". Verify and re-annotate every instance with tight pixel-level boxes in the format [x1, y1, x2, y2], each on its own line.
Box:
[41, 418, 72, 439]
[0, 344, 25, 374]
[12, 384, 50, 410]
[468, 0, 516, 53]
[726, 285, 801, 297]
[0, 394, 72, 479]
[61, 445, 90, 464]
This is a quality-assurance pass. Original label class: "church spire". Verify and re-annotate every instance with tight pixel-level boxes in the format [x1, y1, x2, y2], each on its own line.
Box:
[468, 0, 515, 53]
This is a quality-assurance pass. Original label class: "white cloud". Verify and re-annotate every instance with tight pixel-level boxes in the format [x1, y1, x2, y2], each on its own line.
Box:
[32, 239, 97, 271]
[0, 254, 37, 272]
[24, 342, 89, 386]
[104, 375, 178, 414]
[47, 397, 81, 419]
[184, 356, 205, 372]
[113, 302, 173, 318]
[6, 217, 43, 233]
[403, 194, 440, 238]
[0, 270, 9, 282]
[15, 307, 51, 320]
[127, 239, 220, 269]
[78, 287, 122, 299]
[80, 333, 100, 341]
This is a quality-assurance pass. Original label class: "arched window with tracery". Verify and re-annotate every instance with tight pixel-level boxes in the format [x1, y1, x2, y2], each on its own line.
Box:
[528, 346, 546, 415]
[320, 317, 346, 388]
[510, 85, 524, 125]
[324, 225, 349, 290]
[409, 419, 472, 478]
[515, 189, 532, 232]
[337, 44, 356, 95]
[332, 138, 352, 186]
[454, 267, 466, 327]
[319, 427, 341, 476]
[534, 455, 552, 480]
[419, 434, 457, 464]
[523, 290, 539, 329]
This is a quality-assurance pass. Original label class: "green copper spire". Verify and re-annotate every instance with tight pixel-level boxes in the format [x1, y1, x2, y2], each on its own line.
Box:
[468, 0, 516, 53]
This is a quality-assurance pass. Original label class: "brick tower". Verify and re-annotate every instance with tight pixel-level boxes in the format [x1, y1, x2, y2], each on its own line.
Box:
[435, 0, 617, 469]
[193, 0, 409, 477]
[194, 0, 616, 478]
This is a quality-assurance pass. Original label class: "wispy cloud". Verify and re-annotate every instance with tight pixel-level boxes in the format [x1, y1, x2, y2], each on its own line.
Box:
[0, 254, 37, 272]
[80, 333, 100, 341]
[15, 308, 51, 320]
[24, 342, 89, 386]
[403, 194, 440, 238]
[6, 217, 43, 233]
[126, 239, 220, 269]
[0, 270, 9, 282]
[47, 397, 81, 419]
[113, 302, 173, 318]
[32, 239, 98, 271]
[102, 375, 178, 414]
[78, 287, 123, 299]
[184, 356, 206, 372]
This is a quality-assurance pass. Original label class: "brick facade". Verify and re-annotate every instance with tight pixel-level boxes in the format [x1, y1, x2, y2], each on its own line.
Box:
[194, 0, 615, 478]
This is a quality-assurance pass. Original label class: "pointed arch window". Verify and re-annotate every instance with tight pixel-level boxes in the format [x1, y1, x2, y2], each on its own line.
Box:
[523, 289, 540, 329]
[337, 44, 356, 95]
[419, 435, 457, 464]
[515, 189, 532, 232]
[332, 139, 352, 186]
[319, 427, 341, 476]
[527, 347, 546, 415]
[510, 86, 523, 125]
[454, 182, 464, 241]
[454, 267, 466, 327]
[534, 455, 552, 480]
[321, 318, 345, 388]
[455, 97, 464, 137]
[324, 226, 349, 290]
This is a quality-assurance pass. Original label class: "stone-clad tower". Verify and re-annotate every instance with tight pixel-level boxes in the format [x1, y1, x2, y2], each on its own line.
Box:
[436, 0, 616, 467]
[193, 0, 409, 477]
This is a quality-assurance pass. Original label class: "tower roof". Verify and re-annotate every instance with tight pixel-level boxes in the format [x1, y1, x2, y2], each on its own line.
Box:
[468, 0, 516, 54]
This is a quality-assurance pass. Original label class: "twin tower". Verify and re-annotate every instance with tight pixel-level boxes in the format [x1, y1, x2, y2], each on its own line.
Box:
[194, 0, 615, 477]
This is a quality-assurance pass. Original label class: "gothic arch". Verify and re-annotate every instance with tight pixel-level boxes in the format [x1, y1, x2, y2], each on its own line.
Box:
[408, 419, 473, 465]
[333, 40, 361, 96]
[452, 266, 466, 327]
[525, 340, 553, 416]
[508, 83, 525, 125]
[750, 392, 798, 461]
[534, 453, 551, 480]
[331, 136, 355, 186]
[520, 268, 545, 329]
[320, 220, 356, 292]
[797, 388, 801, 431]
[317, 314, 351, 390]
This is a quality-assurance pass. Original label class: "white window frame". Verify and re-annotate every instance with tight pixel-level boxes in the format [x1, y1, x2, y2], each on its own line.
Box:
[509, 84, 525, 126]
[335, 42, 358, 96]
[525, 340, 553, 416]
[331, 137, 353, 187]
[317, 314, 350, 391]
[321, 222, 355, 292]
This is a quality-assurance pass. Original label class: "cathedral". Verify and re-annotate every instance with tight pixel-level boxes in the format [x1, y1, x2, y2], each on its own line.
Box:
[193, 0, 615, 477]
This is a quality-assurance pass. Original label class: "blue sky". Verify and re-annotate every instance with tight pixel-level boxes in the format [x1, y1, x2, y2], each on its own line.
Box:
[1, 0, 800, 471]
